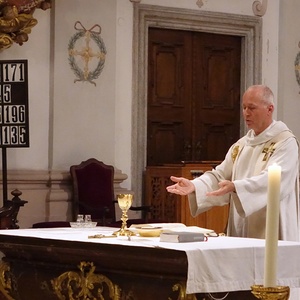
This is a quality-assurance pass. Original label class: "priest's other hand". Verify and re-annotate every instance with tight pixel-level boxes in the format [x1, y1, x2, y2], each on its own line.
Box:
[206, 180, 235, 197]
[166, 176, 195, 195]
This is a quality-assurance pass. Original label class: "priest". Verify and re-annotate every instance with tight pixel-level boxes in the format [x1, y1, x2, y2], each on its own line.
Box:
[167, 85, 299, 241]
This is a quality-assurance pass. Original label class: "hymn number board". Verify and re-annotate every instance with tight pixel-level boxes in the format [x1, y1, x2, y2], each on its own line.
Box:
[0, 60, 29, 148]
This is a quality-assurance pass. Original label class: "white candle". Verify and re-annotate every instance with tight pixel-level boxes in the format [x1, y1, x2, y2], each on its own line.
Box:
[264, 163, 281, 287]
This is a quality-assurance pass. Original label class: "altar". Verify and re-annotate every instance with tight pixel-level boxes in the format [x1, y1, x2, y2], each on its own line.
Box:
[0, 227, 299, 300]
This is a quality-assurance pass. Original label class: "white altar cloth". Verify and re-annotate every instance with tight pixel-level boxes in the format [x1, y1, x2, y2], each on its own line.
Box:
[0, 227, 300, 295]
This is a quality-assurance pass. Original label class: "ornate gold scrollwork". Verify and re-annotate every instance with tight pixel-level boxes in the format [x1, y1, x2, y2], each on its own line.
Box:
[0, 0, 52, 50]
[51, 261, 122, 300]
[0, 261, 14, 300]
[169, 282, 197, 300]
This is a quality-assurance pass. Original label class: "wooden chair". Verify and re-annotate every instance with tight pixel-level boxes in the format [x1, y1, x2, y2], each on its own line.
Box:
[70, 158, 152, 227]
[32, 158, 161, 228]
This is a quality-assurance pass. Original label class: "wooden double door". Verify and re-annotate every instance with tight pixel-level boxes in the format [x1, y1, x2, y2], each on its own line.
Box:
[147, 28, 242, 166]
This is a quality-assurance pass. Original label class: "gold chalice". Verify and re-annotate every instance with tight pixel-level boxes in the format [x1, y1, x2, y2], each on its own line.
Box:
[113, 194, 135, 237]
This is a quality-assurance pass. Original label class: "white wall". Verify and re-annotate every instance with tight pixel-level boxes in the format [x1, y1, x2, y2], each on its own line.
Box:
[0, 8, 51, 170]
[52, 0, 117, 170]
[115, 0, 134, 189]
[278, 0, 300, 140]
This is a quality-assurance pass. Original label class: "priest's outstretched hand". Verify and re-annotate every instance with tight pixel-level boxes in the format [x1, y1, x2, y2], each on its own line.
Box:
[166, 176, 195, 195]
[167, 177, 235, 197]
[206, 180, 235, 196]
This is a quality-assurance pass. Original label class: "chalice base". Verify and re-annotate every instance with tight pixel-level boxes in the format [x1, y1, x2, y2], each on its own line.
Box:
[251, 285, 290, 300]
[113, 228, 135, 237]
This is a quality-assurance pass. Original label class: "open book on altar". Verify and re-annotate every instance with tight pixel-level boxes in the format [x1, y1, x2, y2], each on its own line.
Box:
[129, 223, 218, 237]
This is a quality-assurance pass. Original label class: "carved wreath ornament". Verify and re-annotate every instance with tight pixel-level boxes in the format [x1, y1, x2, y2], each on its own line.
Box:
[295, 50, 300, 91]
[68, 21, 107, 86]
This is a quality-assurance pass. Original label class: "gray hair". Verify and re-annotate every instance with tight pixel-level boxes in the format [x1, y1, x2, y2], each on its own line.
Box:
[245, 85, 274, 105]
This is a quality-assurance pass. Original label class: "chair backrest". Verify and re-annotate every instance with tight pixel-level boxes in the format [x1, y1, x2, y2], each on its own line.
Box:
[70, 158, 116, 224]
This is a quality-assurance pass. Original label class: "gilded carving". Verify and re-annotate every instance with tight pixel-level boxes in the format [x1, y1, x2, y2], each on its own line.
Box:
[0, 261, 14, 300]
[51, 261, 122, 300]
[0, 0, 52, 50]
[169, 282, 197, 300]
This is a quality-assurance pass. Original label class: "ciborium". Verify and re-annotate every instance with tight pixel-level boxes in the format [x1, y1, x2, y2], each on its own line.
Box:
[113, 194, 135, 237]
[251, 285, 290, 300]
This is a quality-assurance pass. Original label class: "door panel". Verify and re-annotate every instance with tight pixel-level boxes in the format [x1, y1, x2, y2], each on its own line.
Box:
[147, 122, 184, 164]
[193, 32, 241, 161]
[147, 28, 241, 165]
[147, 29, 193, 165]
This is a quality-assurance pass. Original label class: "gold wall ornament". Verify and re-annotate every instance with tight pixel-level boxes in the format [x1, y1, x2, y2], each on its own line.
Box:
[68, 21, 107, 86]
[51, 261, 122, 300]
[0, 261, 14, 300]
[0, 0, 52, 50]
[0, 0, 51, 12]
[252, 0, 268, 17]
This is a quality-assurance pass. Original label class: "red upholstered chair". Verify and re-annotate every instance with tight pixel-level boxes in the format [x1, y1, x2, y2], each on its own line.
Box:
[70, 158, 151, 226]
[32, 158, 160, 228]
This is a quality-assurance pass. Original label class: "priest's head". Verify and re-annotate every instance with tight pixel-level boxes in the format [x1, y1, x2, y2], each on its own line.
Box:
[242, 85, 274, 135]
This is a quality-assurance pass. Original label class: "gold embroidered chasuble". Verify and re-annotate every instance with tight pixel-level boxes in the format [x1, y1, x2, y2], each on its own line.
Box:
[188, 120, 300, 241]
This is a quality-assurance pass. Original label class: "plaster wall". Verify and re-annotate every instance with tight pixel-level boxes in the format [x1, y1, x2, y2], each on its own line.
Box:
[277, 0, 300, 139]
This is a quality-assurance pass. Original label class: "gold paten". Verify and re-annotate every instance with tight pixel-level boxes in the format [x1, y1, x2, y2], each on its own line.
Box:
[169, 282, 197, 300]
[251, 285, 290, 300]
[51, 261, 121, 300]
[0, 261, 14, 300]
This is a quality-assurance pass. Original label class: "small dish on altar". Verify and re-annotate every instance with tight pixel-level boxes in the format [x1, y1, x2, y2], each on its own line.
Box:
[70, 222, 82, 228]
[83, 222, 97, 228]
[137, 226, 163, 237]
[70, 222, 97, 228]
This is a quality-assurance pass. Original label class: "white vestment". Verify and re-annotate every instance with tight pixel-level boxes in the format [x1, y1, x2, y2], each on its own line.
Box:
[188, 120, 300, 241]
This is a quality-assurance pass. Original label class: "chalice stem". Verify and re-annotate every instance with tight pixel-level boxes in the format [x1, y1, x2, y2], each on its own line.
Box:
[120, 209, 129, 232]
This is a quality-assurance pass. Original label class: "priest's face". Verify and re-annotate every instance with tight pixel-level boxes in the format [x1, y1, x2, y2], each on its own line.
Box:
[242, 89, 274, 135]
